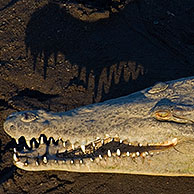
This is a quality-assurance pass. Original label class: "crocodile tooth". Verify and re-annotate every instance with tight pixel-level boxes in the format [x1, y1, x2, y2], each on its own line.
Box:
[127, 151, 130, 156]
[13, 148, 17, 153]
[172, 138, 178, 145]
[101, 140, 104, 145]
[35, 161, 39, 166]
[79, 159, 83, 164]
[15, 139, 19, 144]
[70, 160, 74, 164]
[50, 138, 54, 145]
[36, 138, 39, 144]
[145, 151, 149, 156]
[90, 158, 94, 162]
[107, 150, 111, 157]
[63, 142, 66, 147]
[131, 153, 136, 158]
[81, 145, 85, 153]
[92, 142, 95, 147]
[32, 141, 36, 148]
[72, 144, 75, 150]
[149, 152, 154, 156]
[141, 152, 146, 157]
[120, 140, 123, 143]
[40, 136, 44, 144]
[99, 155, 103, 159]
[13, 153, 18, 161]
[138, 143, 142, 147]
[43, 156, 48, 164]
[26, 140, 31, 148]
[116, 149, 121, 156]
[23, 146, 28, 152]
[136, 152, 140, 157]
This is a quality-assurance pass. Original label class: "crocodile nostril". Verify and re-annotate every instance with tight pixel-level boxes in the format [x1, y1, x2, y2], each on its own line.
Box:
[10, 125, 16, 131]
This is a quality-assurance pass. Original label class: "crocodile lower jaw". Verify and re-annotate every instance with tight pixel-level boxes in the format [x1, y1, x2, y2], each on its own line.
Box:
[13, 135, 178, 172]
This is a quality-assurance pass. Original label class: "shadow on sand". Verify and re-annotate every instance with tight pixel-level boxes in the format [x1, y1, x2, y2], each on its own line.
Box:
[25, 1, 194, 102]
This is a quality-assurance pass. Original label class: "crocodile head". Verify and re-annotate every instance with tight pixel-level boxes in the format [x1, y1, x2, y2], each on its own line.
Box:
[3, 77, 194, 176]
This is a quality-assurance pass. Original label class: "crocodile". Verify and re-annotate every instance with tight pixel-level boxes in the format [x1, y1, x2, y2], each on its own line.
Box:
[3, 76, 194, 176]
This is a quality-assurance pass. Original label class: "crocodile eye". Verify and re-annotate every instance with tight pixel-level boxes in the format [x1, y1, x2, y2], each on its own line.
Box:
[21, 112, 37, 122]
[155, 111, 170, 118]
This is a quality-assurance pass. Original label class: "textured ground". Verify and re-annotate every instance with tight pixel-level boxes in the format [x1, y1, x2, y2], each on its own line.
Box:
[0, 0, 194, 193]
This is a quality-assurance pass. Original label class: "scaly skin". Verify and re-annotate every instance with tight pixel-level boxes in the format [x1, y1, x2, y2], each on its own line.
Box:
[3, 76, 194, 176]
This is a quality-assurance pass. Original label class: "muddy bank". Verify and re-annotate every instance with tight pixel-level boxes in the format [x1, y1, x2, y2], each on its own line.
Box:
[0, 0, 194, 193]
